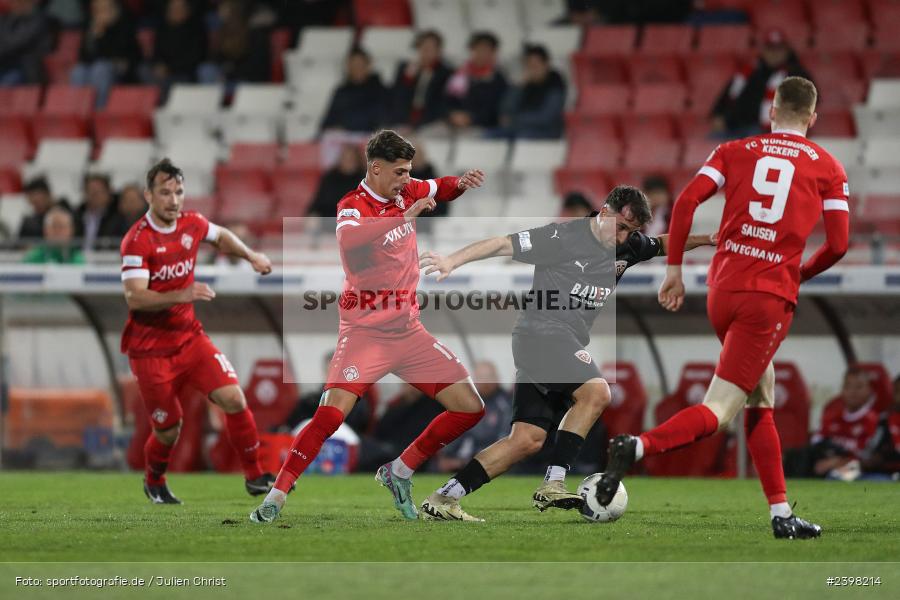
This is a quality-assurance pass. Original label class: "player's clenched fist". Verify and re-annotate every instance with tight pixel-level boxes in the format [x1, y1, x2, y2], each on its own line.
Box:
[419, 251, 455, 282]
[657, 270, 685, 312]
[457, 169, 486, 190]
[249, 251, 272, 275]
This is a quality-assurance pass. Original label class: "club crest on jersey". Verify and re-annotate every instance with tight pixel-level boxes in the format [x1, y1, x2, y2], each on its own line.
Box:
[616, 260, 628, 278]
[394, 197, 405, 210]
[181, 233, 194, 250]
[152, 409, 168, 424]
[574, 350, 592, 364]
[343, 366, 360, 382]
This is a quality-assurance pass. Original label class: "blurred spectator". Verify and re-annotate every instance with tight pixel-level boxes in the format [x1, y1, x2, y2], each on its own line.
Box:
[320, 47, 388, 133]
[595, 0, 692, 24]
[309, 144, 366, 219]
[711, 28, 812, 137]
[23, 206, 84, 264]
[141, 0, 207, 92]
[0, 0, 54, 85]
[74, 173, 128, 250]
[498, 44, 566, 140]
[389, 30, 453, 129]
[559, 192, 593, 218]
[410, 140, 448, 232]
[559, 0, 600, 25]
[437, 361, 512, 472]
[642, 175, 672, 237]
[859, 375, 900, 477]
[117, 183, 147, 228]
[443, 31, 508, 135]
[357, 384, 443, 472]
[809, 367, 880, 479]
[17, 177, 56, 240]
[70, 0, 141, 108]
[199, 0, 274, 86]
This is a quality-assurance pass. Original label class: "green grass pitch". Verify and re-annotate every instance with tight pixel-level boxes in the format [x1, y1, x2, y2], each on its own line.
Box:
[1, 472, 897, 599]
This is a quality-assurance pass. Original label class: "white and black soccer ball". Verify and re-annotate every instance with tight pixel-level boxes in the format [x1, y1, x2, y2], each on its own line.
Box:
[578, 473, 627, 523]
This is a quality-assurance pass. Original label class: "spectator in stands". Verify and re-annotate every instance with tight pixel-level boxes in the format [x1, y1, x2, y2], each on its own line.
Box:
[74, 173, 128, 250]
[859, 375, 900, 478]
[443, 31, 508, 135]
[141, 0, 207, 93]
[309, 143, 366, 220]
[389, 30, 453, 130]
[711, 28, 812, 137]
[70, 0, 141, 108]
[18, 177, 56, 240]
[497, 44, 566, 140]
[23, 206, 84, 264]
[409, 140, 448, 232]
[810, 367, 880, 480]
[320, 47, 388, 133]
[642, 175, 672, 237]
[199, 0, 274, 87]
[117, 183, 147, 228]
[437, 361, 512, 472]
[0, 0, 54, 85]
[559, 192, 593, 218]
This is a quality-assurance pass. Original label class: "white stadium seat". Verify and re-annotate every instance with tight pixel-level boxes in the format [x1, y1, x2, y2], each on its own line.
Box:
[22, 139, 93, 202]
[360, 27, 416, 84]
[222, 84, 288, 144]
[158, 138, 221, 196]
[295, 26, 354, 57]
[452, 139, 510, 172]
[526, 26, 582, 62]
[284, 86, 337, 142]
[153, 84, 223, 142]
[92, 139, 157, 189]
[863, 79, 900, 110]
[862, 139, 900, 169]
[416, 138, 453, 174]
[411, 0, 467, 33]
[521, 0, 567, 30]
[813, 138, 862, 168]
[0, 194, 30, 237]
[509, 140, 567, 172]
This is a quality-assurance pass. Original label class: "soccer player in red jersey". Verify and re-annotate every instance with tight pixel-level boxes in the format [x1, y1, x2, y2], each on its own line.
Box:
[596, 77, 849, 539]
[251, 130, 486, 523]
[121, 159, 275, 504]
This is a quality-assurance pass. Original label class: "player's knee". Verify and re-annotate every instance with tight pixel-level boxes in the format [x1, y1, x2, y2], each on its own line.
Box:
[154, 421, 181, 445]
[211, 385, 247, 413]
[510, 428, 546, 457]
[573, 380, 611, 417]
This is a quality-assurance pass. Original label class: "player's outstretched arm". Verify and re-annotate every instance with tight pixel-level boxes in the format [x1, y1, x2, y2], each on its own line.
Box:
[210, 226, 272, 274]
[123, 277, 215, 312]
[420, 236, 513, 282]
[657, 232, 717, 256]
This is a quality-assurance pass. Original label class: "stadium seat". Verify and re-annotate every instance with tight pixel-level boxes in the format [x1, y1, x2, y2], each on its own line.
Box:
[410, 0, 467, 32]
[749, 0, 808, 30]
[808, 109, 854, 137]
[553, 168, 609, 205]
[694, 24, 752, 56]
[509, 140, 567, 172]
[815, 79, 866, 111]
[521, 0, 567, 29]
[861, 79, 900, 109]
[526, 26, 582, 65]
[0, 193, 29, 232]
[643, 363, 733, 477]
[638, 24, 695, 56]
[184, 195, 218, 217]
[682, 138, 718, 168]
[222, 84, 287, 144]
[154, 84, 224, 142]
[812, 22, 870, 53]
[814, 137, 862, 167]
[283, 142, 324, 171]
[626, 56, 683, 84]
[799, 52, 860, 87]
[619, 114, 677, 141]
[22, 138, 92, 201]
[677, 113, 716, 140]
[0, 169, 21, 194]
[769, 362, 811, 449]
[93, 85, 159, 145]
[452, 139, 510, 172]
[418, 137, 452, 174]
[601, 362, 648, 438]
[573, 57, 628, 88]
[359, 26, 416, 83]
[215, 164, 271, 195]
[686, 82, 724, 117]
[0, 122, 32, 167]
[630, 83, 687, 115]
[862, 139, 900, 168]
[157, 137, 221, 196]
[579, 26, 639, 58]
[272, 169, 320, 217]
[565, 113, 619, 140]
[354, 0, 412, 26]
[218, 189, 276, 224]
[283, 84, 337, 141]
[623, 139, 680, 170]
[566, 136, 621, 170]
[0, 86, 41, 147]
[810, 0, 867, 30]
[858, 195, 900, 234]
[227, 143, 281, 170]
[42, 30, 82, 83]
[92, 139, 156, 189]
[576, 84, 631, 116]
[33, 86, 95, 141]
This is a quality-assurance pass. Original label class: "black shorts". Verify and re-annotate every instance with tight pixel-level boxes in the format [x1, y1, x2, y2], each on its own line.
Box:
[511, 332, 603, 431]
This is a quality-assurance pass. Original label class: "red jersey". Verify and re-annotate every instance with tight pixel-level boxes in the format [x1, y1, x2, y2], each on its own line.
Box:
[814, 398, 880, 457]
[334, 177, 462, 330]
[120, 211, 219, 357]
[685, 129, 849, 304]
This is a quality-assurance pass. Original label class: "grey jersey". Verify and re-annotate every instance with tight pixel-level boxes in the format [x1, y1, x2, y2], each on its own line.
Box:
[510, 217, 662, 345]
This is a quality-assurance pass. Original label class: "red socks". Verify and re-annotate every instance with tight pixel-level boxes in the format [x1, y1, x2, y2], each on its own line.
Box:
[640, 404, 719, 456]
[399, 409, 484, 471]
[144, 434, 173, 486]
[224, 408, 264, 480]
[274, 405, 345, 493]
[745, 407, 787, 504]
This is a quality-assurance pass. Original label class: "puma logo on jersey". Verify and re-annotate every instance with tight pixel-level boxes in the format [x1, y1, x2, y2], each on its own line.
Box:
[151, 258, 195, 281]
[551, 229, 559, 239]
[574, 260, 589, 272]
[383, 222, 414, 245]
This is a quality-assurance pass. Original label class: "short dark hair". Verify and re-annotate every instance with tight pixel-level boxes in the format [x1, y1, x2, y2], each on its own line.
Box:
[775, 76, 817, 120]
[642, 175, 670, 194]
[23, 176, 50, 194]
[562, 191, 592, 212]
[523, 43, 550, 62]
[146, 158, 184, 190]
[365, 130, 416, 163]
[414, 29, 443, 49]
[604, 185, 652, 226]
[469, 31, 499, 50]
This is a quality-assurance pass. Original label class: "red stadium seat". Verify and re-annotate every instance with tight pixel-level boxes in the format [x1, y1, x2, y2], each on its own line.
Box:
[643, 363, 733, 477]
[564, 113, 619, 140]
[184, 195, 218, 218]
[566, 136, 622, 170]
[769, 362, 811, 449]
[553, 168, 610, 205]
[270, 27, 292, 83]
[619, 114, 677, 141]
[218, 189, 276, 224]
[858, 195, 900, 235]
[43, 30, 82, 83]
[749, 0, 807, 29]
[639, 24, 695, 56]
[623, 139, 680, 170]
[93, 86, 159, 144]
[272, 168, 321, 216]
[626, 55, 683, 84]
[575, 84, 631, 116]
[808, 109, 854, 138]
[0, 120, 33, 164]
[682, 138, 718, 168]
[869, 0, 900, 33]
[813, 22, 870, 53]
[694, 24, 752, 56]
[579, 26, 638, 58]
[815, 79, 866, 110]
[810, 0, 867, 30]
[601, 362, 648, 438]
[572, 57, 628, 87]
[283, 142, 324, 170]
[754, 22, 812, 50]
[0, 169, 21, 193]
[33, 85, 95, 141]
[353, 0, 412, 26]
[686, 83, 723, 117]
[685, 54, 737, 89]
[871, 27, 900, 53]
[631, 83, 686, 115]
[228, 143, 280, 170]
[0, 86, 41, 149]
[859, 50, 900, 79]
[677, 114, 717, 139]
[798, 52, 860, 87]
[216, 165, 271, 194]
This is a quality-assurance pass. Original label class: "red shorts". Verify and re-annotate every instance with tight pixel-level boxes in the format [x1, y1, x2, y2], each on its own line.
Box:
[324, 321, 470, 398]
[128, 334, 239, 430]
[707, 287, 796, 394]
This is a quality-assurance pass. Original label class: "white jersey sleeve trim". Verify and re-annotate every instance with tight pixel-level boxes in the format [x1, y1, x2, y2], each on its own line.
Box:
[426, 179, 437, 199]
[121, 269, 150, 281]
[698, 165, 725, 189]
[823, 199, 849, 212]
[335, 220, 360, 230]
[205, 222, 221, 242]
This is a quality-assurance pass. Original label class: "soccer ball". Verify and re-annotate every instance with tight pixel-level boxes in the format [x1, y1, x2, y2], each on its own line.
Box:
[578, 473, 627, 523]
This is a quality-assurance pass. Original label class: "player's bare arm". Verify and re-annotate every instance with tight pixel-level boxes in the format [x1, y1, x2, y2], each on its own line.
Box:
[657, 232, 718, 256]
[420, 236, 513, 282]
[209, 226, 272, 275]
[122, 277, 215, 312]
